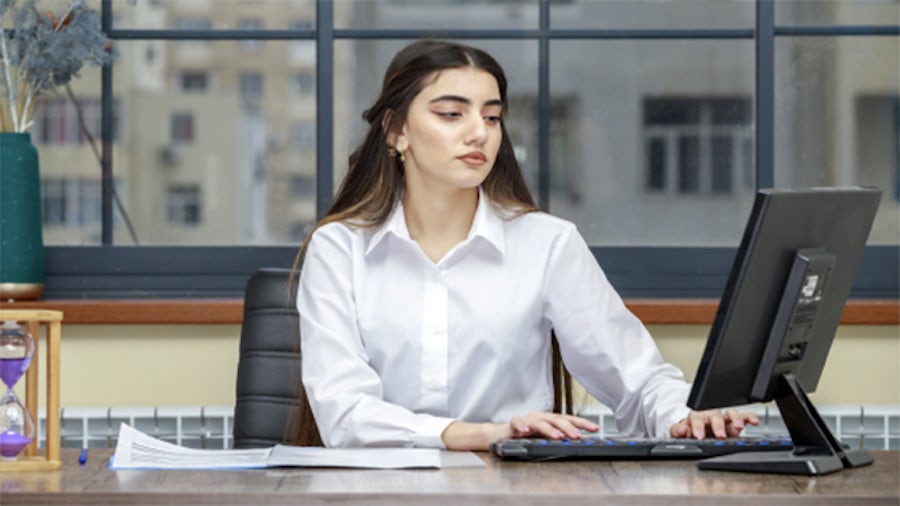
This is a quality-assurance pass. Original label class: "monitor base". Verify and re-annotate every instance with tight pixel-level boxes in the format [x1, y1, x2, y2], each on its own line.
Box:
[697, 449, 873, 475]
[699, 374, 875, 475]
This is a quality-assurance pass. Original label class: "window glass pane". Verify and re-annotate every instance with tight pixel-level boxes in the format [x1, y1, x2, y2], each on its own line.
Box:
[711, 136, 735, 194]
[552, 0, 753, 29]
[550, 40, 755, 246]
[336, 0, 538, 29]
[646, 138, 667, 190]
[775, 36, 899, 245]
[76, 180, 102, 226]
[114, 41, 316, 246]
[776, 0, 900, 26]
[333, 39, 539, 197]
[113, 0, 316, 30]
[32, 62, 108, 246]
[678, 136, 701, 193]
[41, 179, 68, 227]
[291, 70, 316, 97]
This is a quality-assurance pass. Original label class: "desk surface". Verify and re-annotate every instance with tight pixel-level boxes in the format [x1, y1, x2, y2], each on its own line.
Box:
[1, 449, 898, 506]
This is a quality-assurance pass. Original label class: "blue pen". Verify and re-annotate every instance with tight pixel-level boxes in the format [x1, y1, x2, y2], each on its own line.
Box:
[79, 448, 87, 465]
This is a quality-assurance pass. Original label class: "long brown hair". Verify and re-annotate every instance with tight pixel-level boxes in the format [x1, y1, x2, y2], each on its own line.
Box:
[291, 39, 570, 446]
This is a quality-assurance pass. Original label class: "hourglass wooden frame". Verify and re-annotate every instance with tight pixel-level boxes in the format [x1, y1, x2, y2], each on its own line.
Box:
[0, 309, 61, 472]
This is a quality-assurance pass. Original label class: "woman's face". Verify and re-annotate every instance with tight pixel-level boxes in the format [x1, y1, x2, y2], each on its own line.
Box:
[394, 67, 503, 194]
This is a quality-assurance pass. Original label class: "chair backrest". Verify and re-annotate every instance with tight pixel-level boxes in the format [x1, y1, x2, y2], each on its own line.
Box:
[233, 267, 302, 448]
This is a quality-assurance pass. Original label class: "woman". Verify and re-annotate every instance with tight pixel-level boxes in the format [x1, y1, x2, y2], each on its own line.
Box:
[295, 39, 756, 450]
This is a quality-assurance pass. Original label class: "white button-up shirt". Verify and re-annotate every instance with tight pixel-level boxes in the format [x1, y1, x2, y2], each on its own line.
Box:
[298, 191, 692, 448]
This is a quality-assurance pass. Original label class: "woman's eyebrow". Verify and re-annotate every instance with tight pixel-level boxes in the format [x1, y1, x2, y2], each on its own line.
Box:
[429, 95, 503, 107]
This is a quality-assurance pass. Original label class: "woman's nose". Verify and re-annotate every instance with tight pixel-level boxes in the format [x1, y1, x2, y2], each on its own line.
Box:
[464, 116, 488, 145]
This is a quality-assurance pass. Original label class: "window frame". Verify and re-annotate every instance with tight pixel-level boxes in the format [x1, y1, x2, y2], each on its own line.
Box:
[42, 0, 898, 300]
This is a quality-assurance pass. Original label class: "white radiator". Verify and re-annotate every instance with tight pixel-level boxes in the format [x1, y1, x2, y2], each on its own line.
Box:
[37, 404, 900, 450]
[40, 405, 234, 449]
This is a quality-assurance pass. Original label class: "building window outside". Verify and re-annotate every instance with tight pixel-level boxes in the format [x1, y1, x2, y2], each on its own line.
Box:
[76, 180, 102, 226]
[32, 97, 121, 145]
[172, 17, 211, 46]
[289, 221, 313, 242]
[41, 178, 102, 227]
[32, 98, 97, 145]
[290, 175, 315, 200]
[237, 19, 263, 50]
[289, 19, 313, 31]
[289, 122, 316, 151]
[505, 96, 580, 204]
[288, 20, 315, 62]
[166, 185, 202, 225]
[172, 18, 211, 30]
[41, 179, 67, 226]
[291, 70, 316, 97]
[170, 113, 194, 144]
[240, 72, 264, 106]
[643, 97, 752, 195]
[180, 71, 209, 92]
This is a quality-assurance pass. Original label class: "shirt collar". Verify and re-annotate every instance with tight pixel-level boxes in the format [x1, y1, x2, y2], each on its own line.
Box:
[364, 187, 506, 258]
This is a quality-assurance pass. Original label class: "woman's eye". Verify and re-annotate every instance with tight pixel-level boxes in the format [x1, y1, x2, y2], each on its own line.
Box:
[436, 111, 461, 119]
[484, 115, 501, 124]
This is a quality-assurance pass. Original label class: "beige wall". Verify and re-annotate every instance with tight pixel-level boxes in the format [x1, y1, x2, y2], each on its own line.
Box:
[28, 323, 900, 410]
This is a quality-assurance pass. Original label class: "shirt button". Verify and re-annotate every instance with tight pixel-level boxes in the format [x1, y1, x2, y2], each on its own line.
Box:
[431, 271, 441, 283]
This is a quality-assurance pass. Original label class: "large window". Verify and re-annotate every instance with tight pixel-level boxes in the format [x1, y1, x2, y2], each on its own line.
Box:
[643, 97, 753, 195]
[42, 0, 898, 299]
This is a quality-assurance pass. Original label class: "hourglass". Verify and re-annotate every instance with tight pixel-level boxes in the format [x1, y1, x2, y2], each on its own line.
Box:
[0, 320, 36, 459]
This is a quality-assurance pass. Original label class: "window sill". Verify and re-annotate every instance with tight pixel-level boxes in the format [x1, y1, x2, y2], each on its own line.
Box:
[2, 299, 896, 325]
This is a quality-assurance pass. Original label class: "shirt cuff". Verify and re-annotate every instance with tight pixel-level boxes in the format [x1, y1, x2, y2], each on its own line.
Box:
[413, 415, 456, 449]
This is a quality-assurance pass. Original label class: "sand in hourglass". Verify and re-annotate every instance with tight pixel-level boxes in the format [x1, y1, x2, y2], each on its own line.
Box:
[0, 355, 34, 458]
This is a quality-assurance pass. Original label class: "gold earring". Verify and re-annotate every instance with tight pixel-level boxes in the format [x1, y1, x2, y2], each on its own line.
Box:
[389, 146, 405, 163]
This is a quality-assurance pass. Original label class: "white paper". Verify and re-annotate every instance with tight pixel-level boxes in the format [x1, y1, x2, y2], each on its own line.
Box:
[111, 423, 271, 470]
[110, 423, 484, 470]
[267, 444, 443, 469]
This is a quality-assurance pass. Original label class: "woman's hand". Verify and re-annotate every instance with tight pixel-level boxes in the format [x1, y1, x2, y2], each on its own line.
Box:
[506, 411, 601, 440]
[441, 411, 600, 451]
[669, 408, 759, 439]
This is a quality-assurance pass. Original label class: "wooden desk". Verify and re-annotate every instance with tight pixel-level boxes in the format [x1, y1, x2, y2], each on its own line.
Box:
[0, 449, 897, 505]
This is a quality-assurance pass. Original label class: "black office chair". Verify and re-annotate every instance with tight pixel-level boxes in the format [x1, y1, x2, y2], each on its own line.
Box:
[233, 267, 307, 449]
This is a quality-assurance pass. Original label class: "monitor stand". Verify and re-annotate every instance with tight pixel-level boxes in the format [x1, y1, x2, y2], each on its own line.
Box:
[697, 372, 874, 475]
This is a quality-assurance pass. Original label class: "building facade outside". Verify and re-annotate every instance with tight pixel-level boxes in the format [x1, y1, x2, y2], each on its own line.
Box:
[35, 0, 898, 249]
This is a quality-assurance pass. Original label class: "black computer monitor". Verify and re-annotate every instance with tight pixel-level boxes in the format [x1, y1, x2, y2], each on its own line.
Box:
[687, 186, 882, 475]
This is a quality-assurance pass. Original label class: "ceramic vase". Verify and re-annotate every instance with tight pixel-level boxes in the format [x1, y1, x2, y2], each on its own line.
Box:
[0, 133, 45, 300]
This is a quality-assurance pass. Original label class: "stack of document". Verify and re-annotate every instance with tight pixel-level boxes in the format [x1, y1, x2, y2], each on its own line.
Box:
[110, 423, 484, 470]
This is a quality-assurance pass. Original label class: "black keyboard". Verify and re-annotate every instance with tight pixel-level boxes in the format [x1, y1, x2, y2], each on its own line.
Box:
[490, 435, 793, 461]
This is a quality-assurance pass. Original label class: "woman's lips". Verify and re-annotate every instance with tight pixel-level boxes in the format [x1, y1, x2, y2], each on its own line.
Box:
[458, 152, 487, 166]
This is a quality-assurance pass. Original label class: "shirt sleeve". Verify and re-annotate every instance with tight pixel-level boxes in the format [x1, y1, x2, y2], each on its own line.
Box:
[542, 225, 691, 438]
[297, 225, 456, 448]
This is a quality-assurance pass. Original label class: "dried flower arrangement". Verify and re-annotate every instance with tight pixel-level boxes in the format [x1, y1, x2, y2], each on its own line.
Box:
[0, 0, 112, 132]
